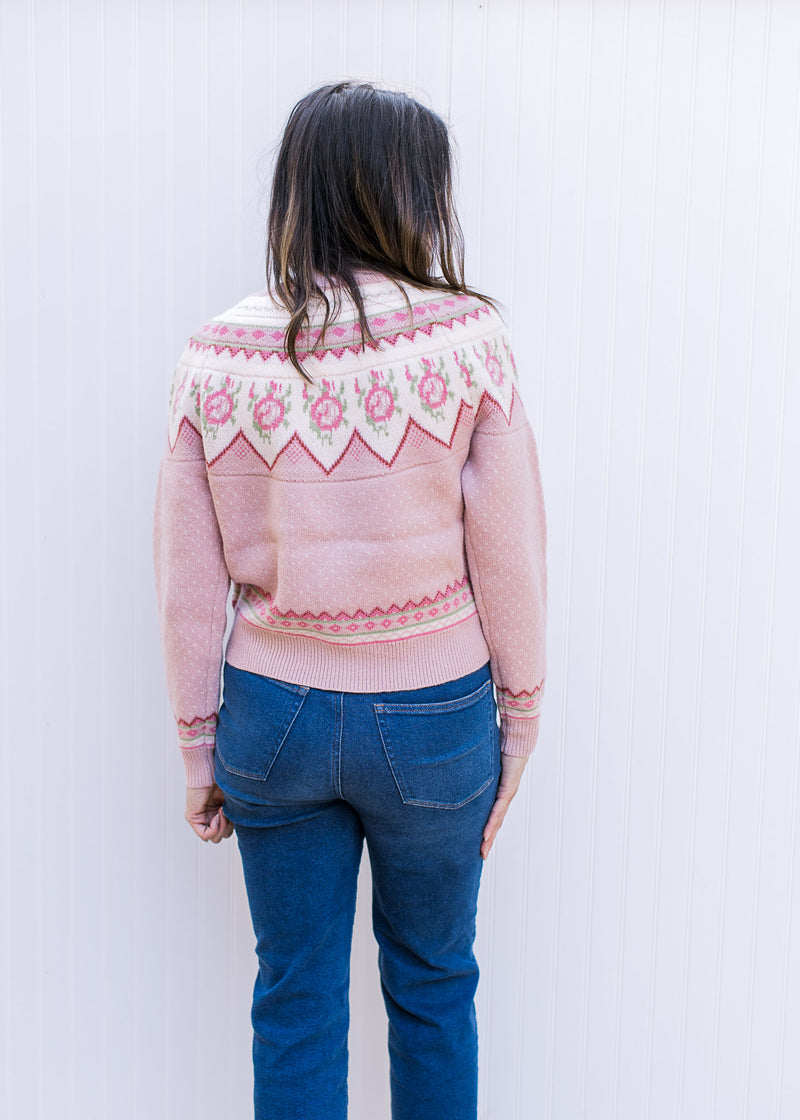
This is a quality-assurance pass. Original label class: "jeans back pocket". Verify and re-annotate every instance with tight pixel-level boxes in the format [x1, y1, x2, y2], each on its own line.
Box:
[373, 677, 498, 809]
[215, 663, 309, 781]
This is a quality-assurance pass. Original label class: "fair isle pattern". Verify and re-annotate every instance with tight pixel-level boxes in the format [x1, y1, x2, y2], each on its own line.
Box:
[234, 577, 477, 644]
[496, 681, 544, 719]
[177, 713, 217, 748]
[187, 291, 493, 363]
[167, 329, 519, 474]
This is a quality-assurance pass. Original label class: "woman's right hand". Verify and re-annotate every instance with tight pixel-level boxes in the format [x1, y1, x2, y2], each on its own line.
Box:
[481, 753, 529, 860]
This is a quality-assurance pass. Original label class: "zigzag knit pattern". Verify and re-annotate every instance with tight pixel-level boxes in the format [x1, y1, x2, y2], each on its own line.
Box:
[234, 576, 477, 644]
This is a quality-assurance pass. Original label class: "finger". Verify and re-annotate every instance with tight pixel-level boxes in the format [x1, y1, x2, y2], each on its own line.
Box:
[482, 797, 511, 841]
[481, 817, 501, 857]
[482, 806, 511, 856]
[210, 810, 232, 843]
[191, 822, 209, 841]
[193, 814, 217, 842]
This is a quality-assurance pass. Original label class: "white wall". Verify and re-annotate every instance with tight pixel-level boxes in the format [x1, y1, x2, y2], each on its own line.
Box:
[2, 1, 799, 1117]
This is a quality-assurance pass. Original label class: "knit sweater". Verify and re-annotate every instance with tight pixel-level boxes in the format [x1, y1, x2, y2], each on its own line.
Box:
[152, 271, 547, 788]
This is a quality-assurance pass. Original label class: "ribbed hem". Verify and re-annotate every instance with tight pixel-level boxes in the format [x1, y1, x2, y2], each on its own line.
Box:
[182, 744, 216, 788]
[224, 612, 492, 693]
[500, 715, 541, 757]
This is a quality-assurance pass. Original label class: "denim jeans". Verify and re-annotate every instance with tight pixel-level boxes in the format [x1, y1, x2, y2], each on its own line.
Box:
[213, 658, 500, 1120]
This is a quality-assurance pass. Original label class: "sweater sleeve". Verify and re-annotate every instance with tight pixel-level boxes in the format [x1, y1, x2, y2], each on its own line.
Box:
[152, 352, 232, 788]
[460, 330, 547, 756]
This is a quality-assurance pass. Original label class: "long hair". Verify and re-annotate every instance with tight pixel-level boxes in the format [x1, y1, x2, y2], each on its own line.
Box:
[266, 80, 498, 382]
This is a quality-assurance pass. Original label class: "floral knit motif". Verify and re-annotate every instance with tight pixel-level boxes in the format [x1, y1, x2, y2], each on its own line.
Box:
[200, 373, 242, 440]
[166, 323, 518, 473]
[475, 338, 505, 387]
[247, 379, 291, 442]
[406, 356, 453, 421]
[356, 369, 402, 433]
[302, 378, 349, 443]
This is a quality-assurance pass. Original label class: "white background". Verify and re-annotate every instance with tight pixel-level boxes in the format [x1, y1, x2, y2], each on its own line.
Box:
[2, 1, 799, 1117]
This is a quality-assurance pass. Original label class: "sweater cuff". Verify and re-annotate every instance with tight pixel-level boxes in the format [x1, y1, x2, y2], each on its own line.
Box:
[181, 745, 216, 788]
[500, 715, 540, 757]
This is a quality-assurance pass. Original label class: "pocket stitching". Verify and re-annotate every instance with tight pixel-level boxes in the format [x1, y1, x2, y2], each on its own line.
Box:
[216, 690, 308, 781]
[399, 772, 496, 810]
[373, 684, 497, 809]
[373, 677, 492, 718]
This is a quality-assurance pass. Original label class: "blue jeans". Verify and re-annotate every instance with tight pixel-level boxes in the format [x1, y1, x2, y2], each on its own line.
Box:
[213, 658, 500, 1120]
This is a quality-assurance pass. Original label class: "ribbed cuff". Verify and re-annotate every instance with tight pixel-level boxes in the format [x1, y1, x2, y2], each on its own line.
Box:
[500, 715, 540, 756]
[181, 744, 216, 788]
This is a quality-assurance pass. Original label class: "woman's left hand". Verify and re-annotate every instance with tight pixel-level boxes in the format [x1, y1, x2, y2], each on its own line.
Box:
[185, 783, 234, 842]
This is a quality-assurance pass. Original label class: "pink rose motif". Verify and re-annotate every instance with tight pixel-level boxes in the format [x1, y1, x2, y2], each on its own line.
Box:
[311, 393, 343, 431]
[253, 394, 284, 432]
[484, 345, 504, 386]
[204, 388, 234, 425]
[364, 383, 394, 423]
[418, 370, 448, 410]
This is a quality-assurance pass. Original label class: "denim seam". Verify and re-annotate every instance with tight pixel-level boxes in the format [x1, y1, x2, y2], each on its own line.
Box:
[373, 695, 497, 810]
[372, 709, 407, 804]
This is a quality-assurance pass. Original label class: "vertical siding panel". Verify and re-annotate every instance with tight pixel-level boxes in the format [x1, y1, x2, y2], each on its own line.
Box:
[30, 1, 76, 1114]
[669, 1, 734, 1115]
[1, 0, 45, 1113]
[738, 0, 776, 1106]
[709, 4, 772, 1118]
[343, 0, 382, 81]
[677, 3, 736, 1117]
[774, 22, 800, 1114]
[64, 1, 108, 1115]
[0, 0, 8, 1108]
[645, 2, 706, 1117]
[737, 3, 800, 1117]
[63, 2, 78, 1114]
[3, 1, 48, 1114]
[404, 0, 452, 112]
[98, 0, 137, 1111]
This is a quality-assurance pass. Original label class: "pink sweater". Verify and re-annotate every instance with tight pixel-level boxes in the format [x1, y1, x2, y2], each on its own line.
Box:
[153, 272, 547, 788]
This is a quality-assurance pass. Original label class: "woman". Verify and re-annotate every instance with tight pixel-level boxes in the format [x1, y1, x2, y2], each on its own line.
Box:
[153, 80, 547, 1120]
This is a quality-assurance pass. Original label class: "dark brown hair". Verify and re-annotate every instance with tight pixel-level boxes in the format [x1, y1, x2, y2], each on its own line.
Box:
[266, 80, 498, 382]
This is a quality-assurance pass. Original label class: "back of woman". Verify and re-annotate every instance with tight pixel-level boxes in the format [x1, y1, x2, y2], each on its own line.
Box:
[153, 80, 546, 1120]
